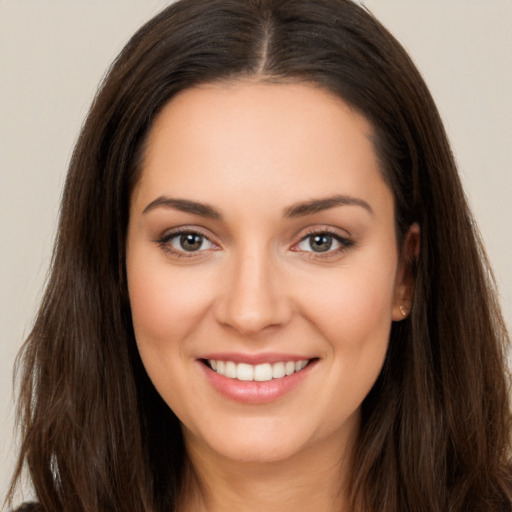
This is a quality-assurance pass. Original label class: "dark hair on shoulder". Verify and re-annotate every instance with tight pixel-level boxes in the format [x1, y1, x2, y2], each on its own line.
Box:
[8, 1, 511, 511]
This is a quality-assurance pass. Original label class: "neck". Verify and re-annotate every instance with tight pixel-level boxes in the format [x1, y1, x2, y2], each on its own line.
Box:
[179, 428, 357, 512]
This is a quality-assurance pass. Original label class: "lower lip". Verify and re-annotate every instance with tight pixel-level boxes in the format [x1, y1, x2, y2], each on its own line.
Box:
[198, 360, 317, 404]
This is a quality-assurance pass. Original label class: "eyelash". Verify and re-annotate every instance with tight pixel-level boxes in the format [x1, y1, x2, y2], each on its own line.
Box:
[293, 229, 355, 259]
[155, 227, 355, 259]
[155, 228, 217, 258]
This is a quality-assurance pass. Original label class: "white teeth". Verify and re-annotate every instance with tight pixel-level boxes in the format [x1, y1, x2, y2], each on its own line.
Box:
[237, 363, 254, 381]
[208, 359, 310, 381]
[285, 361, 295, 376]
[272, 362, 285, 379]
[225, 361, 237, 379]
[254, 363, 272, 382]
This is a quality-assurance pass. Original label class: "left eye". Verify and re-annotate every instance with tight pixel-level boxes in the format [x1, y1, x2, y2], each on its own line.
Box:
[168, 232, 215, 252]
[296, 233, 343, 253]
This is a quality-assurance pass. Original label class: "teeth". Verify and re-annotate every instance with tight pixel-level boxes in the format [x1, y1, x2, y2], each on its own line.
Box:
[237, 363, 254, 381]
[207, 359, 310, 381]
[272, 362, 285, 379]
[225, 361, 237, 379]
[285, 361, 295, 376]
[254, 363, 272, 382]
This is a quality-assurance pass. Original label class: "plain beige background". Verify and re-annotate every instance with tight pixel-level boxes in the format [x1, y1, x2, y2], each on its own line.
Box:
[1, 0, 511, 503]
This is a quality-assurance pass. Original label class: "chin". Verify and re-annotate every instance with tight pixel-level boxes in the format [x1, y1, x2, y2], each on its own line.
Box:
[183, 409, 358, 467]
[204, 435, 310, 465]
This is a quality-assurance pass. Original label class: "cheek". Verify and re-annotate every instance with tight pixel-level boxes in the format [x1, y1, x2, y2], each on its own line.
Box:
[126, 253, 215, 415]
[126, 251, 214, 351]
[300, 261, 397, 346]
[296, 260, 396, 422]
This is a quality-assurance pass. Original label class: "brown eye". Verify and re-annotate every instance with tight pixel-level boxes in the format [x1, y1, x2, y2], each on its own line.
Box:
[179, 233, 204, 252]
[308, 234, 333, 253]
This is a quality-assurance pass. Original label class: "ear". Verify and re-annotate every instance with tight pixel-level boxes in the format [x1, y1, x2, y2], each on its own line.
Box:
[392, 223, 420, 321]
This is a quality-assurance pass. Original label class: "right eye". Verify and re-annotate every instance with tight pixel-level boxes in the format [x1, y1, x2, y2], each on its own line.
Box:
[172, 232, 210, 252]
[157, 230, 217, 257]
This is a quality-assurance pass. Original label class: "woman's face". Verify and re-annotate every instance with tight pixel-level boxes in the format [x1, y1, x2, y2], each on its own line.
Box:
[126, 82, 410, 464]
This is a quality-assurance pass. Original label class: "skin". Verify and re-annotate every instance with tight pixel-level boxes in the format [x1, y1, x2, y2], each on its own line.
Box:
[126, 81, 418, 512]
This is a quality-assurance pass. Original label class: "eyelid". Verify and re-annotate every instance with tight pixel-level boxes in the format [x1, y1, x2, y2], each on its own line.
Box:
[154, 224, 354, 259]
[155, 226, 220, 258]
[290, 226, 355, 258]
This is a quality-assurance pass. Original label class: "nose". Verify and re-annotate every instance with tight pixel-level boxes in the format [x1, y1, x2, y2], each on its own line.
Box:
[213, 247, 293, 335]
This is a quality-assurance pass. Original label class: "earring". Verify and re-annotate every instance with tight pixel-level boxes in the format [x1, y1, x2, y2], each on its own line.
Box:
[399, 305, 408, 317]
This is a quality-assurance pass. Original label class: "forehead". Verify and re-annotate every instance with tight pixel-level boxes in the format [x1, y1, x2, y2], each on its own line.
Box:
[134, 81, 392, 217]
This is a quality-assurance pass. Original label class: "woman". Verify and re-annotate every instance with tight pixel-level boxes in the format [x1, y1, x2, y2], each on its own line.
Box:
[8, 0, 511, 511]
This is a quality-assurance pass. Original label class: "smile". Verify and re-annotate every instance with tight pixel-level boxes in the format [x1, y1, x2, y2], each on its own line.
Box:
[199, 356, 318, 403]
[207, 359, 310, 382]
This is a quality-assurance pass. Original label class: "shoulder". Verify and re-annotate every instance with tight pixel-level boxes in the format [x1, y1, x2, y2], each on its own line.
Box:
[13, 504, 42, 512]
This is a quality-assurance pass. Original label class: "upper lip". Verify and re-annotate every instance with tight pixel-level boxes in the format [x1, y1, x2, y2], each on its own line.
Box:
[199, 352, 315, 365]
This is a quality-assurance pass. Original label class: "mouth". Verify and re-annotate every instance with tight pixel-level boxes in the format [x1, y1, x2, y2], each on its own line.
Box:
[201, 358, 316, 382]
[198, 354, 319, 403]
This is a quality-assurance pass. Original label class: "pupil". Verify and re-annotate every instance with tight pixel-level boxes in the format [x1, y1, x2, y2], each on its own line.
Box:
[180, 233, 202, 251]
[311, 234, 332, 252]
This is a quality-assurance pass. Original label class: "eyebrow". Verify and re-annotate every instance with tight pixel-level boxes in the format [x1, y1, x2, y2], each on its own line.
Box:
[142, 193, 373, 220]
[284, 195, 374, 218]
[143, 196, 222, 219]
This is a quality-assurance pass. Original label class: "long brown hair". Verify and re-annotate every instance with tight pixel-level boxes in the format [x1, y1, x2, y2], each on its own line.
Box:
[9, 1, 511, 511]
